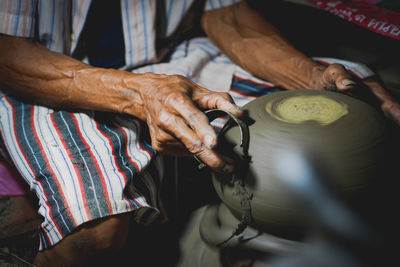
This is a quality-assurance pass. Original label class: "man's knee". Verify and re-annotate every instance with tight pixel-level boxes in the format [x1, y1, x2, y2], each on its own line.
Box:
[34, 213, 131, 266]
[77, 212, 131, 252]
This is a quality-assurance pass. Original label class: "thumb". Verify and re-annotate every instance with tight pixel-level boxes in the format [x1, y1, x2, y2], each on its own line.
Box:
[324, 64, 356, 91]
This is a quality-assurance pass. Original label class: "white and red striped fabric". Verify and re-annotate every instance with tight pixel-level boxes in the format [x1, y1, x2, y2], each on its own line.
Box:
[0, 96, 167, 249]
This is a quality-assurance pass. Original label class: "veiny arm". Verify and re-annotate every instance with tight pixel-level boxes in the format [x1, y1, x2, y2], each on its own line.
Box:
[0, 34, 145, 116]
[0, 34, 242, 172]
[201, 1, 400, 125]
[201, 1, 356, 91]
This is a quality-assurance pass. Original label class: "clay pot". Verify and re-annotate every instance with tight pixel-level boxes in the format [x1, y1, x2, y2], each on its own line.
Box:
[212, 90, 387, 239]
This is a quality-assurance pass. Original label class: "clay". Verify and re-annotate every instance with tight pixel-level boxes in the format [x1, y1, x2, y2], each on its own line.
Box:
[199, 203, 302, 254]
[212, 89, 387, 239]
[177, 204, 301, 267]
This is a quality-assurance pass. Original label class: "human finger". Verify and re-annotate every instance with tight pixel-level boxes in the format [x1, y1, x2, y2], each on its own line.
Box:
[194, 89, 244, 118]
[165, 92, 220, 149]
[382, 101, 400, 126]
[323, 64, 356, 91]
[147, 123, 190, 155]
[363, 77, 400, 127]
[163, 114, 234, 173]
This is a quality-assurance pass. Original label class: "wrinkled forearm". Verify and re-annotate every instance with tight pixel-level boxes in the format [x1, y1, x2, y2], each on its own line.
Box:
[0, 34, 149, 120]
[201, 1, 321, 90]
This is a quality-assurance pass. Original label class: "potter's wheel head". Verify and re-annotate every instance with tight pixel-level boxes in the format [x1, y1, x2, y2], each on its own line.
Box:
[212, 89, 388, 238]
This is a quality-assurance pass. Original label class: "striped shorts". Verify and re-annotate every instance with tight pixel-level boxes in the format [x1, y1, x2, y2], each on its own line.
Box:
[0, 57, 373, 251]
[0, 95, 165, 250]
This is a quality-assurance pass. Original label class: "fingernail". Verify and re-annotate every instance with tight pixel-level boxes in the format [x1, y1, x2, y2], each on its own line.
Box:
[342, 79, 356, 87]
[222, 164, 234, 173]
[204, 135, 215, 148]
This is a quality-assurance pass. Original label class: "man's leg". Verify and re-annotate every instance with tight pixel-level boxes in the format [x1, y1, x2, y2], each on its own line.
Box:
[0, 94, 164, 265]
[34, 213, 130, 267]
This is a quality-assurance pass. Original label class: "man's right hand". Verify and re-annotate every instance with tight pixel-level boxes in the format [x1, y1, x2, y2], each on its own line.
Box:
[128, 73, 243, 174]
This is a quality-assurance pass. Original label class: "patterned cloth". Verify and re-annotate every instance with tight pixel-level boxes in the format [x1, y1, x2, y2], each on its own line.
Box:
[307, 0, 400, 40]
[0, 0, 375, 251]
[0, 97, 166, 249]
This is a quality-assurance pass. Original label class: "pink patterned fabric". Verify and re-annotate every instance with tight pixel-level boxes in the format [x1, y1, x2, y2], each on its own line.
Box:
[0, 160, 30, 197]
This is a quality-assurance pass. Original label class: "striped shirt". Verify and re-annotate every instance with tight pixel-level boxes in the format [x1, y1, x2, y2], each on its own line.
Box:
[0, 0, 241, 69]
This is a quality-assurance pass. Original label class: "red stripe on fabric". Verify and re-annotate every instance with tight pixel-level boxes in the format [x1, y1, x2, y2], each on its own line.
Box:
[27, 105, 73, 234]
[119, 126, 153, 206]
[233, 74, 274, 88]
[93, 120, 129, 187]
[132, 198, 146, 208]
[229, 88, 258, 98]
[49, 113, 92, 222]
[70, 114, 114, 215]
[6, 99, 59, 233]
[94, 120, 141, 210]
[6, 99, 63, 242]
[3, 98, 35, 183]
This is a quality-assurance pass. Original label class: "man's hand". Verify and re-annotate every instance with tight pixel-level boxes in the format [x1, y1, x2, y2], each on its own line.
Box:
[309, 63, 356, 91]
[362, 77, 400, 126]
[308, 63, 400, 126]
[202, 2, 363, 91]
[132, 73, 243, 173]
